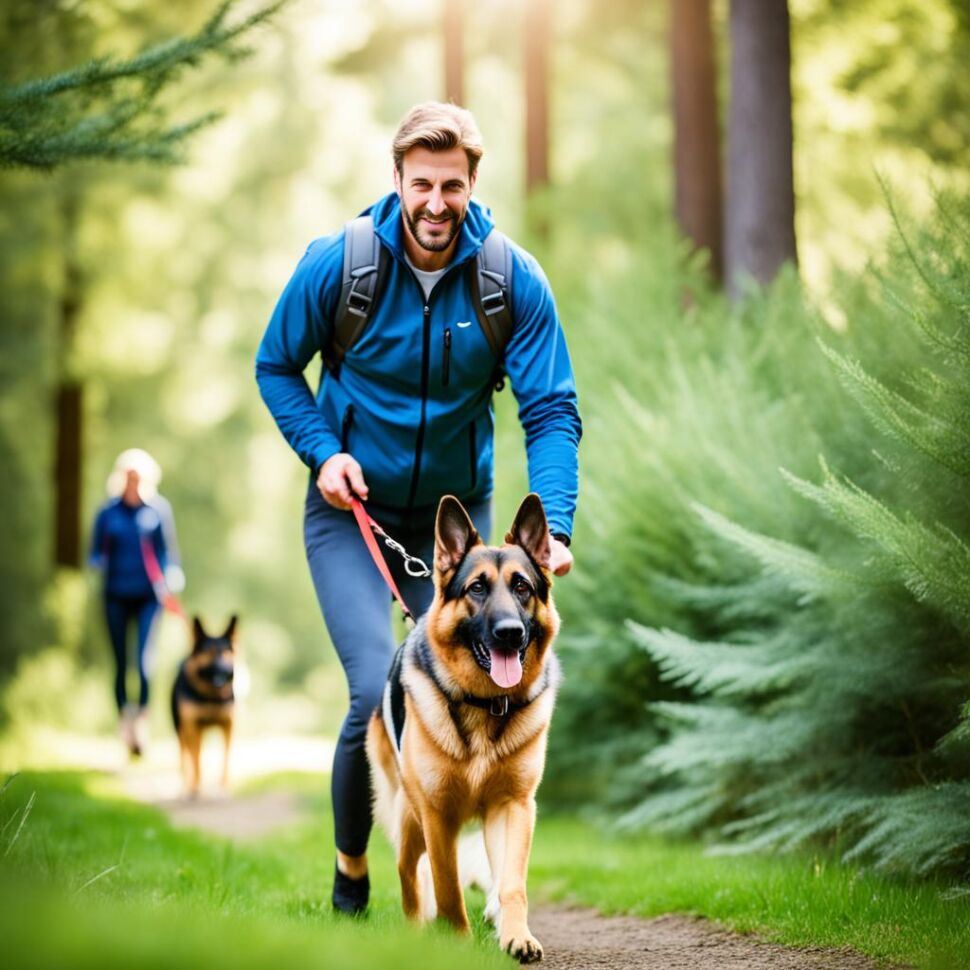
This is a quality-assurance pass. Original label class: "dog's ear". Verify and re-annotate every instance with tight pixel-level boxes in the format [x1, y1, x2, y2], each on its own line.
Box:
[192, 616, 208, 642]
[435, 495, 481, 574]
[505, 493, 551, 570]
[222, 615, 238, 641]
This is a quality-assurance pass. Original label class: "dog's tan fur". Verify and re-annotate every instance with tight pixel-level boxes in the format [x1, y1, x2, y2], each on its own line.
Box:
[366, 494, 560, 963]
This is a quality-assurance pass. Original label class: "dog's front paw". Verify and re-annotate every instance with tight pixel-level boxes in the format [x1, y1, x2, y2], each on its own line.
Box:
[503, 932, 543, 964]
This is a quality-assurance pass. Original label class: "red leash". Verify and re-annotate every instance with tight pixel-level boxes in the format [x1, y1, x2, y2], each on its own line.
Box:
[349, 496, 430, 624]
[140, 537, 187, 621]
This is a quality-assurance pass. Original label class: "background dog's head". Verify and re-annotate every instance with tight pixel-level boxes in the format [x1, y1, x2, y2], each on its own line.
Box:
[428, 494, 560, 694]
[184, 615, 238, 699]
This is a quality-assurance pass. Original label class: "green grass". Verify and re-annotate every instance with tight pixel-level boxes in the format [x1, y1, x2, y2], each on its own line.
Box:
[529, 815, 970, 969]
[2, 771, 968, 969]
[0, 771, 507, 970]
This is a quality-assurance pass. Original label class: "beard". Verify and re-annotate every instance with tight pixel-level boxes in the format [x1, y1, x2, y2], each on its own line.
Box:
[403, 204, 462, 253]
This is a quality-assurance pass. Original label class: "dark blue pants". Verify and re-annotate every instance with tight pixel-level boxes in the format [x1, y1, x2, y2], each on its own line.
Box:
[304, 483, 491, 857]
[103, 592, 160, 712]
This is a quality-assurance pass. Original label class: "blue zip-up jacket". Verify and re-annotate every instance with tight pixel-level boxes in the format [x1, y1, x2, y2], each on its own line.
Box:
[255, 192, 582, 537]
[89, 496, 178, 598]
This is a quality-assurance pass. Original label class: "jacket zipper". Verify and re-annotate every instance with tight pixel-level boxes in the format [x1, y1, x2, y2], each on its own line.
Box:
[468, 420, 477, 490]
[442, 327, 451, 387]
[406, 301, 432, 510]
[341, 403, 355, 452]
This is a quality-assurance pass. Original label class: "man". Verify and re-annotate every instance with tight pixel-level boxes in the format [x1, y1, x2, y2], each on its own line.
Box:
[256, 102, 581, 914]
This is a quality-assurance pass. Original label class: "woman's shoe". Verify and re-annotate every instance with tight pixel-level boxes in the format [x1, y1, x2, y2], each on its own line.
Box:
[120, 706, 139, 757]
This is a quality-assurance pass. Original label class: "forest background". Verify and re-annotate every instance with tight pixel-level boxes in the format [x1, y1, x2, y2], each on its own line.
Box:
[1, 0, 968, 882]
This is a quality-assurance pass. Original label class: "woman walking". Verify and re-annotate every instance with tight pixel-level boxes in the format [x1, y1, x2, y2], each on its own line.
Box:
[89, 449, 184, 756]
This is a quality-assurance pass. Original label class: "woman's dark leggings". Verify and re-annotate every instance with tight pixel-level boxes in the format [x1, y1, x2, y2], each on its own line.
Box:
[304, 483, 492, 857]
[103, 593, 160, 712]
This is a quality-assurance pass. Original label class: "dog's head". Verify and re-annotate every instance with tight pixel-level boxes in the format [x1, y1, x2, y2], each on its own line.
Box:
[185, 615, 237, 699]
[426, 493, 560, 694]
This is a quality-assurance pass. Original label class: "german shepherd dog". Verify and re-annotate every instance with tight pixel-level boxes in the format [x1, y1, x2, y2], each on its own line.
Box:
[171, 616, 237, 797]
[366, 494, 560, 963]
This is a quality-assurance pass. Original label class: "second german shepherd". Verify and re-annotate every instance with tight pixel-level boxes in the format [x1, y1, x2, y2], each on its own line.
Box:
[366, 494, 560, 963]
[171, 616, 237, 797]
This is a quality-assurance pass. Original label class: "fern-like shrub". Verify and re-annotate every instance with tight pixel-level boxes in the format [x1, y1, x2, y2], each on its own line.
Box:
[549, 197, 970, 879]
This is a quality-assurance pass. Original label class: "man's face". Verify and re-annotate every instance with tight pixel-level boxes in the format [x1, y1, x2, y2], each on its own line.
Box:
[394, 146, 476, 254]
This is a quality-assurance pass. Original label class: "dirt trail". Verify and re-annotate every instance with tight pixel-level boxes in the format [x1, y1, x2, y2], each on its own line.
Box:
[140, 783, 886, 970]
[529, 906, 884, 970]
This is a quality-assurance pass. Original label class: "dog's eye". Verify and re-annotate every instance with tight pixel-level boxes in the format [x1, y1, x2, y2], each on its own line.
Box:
[467, 577, 487, 596]
[513, 577, 533, 598]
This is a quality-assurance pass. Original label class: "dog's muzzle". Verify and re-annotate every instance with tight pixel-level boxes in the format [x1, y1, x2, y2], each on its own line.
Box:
[201, 662, 234, 688]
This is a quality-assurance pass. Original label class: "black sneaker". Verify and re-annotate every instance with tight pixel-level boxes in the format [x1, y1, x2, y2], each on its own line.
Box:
[332, 862, 370, 916]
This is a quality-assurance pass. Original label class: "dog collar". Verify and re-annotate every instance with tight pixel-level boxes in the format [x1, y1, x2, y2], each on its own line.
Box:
[461, 694, 524, 718]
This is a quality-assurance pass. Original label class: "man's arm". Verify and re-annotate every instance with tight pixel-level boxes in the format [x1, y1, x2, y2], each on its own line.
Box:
[502, 246, 582, 575]
[255, 235, 347, 475]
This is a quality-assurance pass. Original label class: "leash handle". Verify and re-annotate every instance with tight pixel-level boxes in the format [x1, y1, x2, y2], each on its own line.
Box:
[349, 496, 422, 623]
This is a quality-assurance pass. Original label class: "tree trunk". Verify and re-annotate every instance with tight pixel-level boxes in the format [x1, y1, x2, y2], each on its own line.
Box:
[523, 0, 550, 195]
[725, 0, 797, 300]
[53, 189, 83, 568]
[671, 0, 723, 282]
[443, 0, 464, 105]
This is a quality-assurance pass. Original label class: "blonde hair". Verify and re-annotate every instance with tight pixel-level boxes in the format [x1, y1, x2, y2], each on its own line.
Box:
[392, 102, 484, 179]
[106, 448, 162, 500]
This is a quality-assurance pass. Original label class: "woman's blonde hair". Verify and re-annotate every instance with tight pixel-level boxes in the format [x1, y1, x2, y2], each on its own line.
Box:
[392, 102, 484, 179]
[106, 448, 162, 500]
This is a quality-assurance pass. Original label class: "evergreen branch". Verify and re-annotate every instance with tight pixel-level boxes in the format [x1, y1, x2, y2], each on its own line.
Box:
[690, 503, 860, 600]
[818, 341, 970, 480]
[1, 2, 285, 105]
[883, 287, 970, 364]
[0, 112, 220, 168]
[879, 173, 970, 316]
[842, 784, 970, 875]
[628, 622, 814, 698]
[0, 0, 287, 170]
[782, 463, 970, 623]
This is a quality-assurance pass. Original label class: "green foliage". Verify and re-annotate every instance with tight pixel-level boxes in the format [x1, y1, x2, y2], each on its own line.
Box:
[549, 194, 970, 879]
[0, 1, 287, 169]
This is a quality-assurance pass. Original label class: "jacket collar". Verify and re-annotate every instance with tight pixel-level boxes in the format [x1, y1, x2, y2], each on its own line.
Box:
[363, 191, 495, 269]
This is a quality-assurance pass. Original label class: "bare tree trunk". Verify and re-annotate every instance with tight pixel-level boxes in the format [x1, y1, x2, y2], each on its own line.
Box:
[671, 0, 723, 282]
[725, 0, 797, 301]
[443, 0, 464, 105]
[54, 189, 83, 568]
[524, 0, 550, 195]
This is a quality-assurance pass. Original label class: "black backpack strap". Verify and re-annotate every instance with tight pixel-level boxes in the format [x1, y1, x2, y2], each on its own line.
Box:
[467, 229, 514, 389]
[325, 215, 390, 377]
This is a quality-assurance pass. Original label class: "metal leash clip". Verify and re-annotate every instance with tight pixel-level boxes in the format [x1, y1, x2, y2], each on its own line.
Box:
[374, 529, 432, 578]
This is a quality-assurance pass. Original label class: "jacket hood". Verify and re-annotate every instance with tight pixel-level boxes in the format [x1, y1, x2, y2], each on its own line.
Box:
[363, 192, 495, 267]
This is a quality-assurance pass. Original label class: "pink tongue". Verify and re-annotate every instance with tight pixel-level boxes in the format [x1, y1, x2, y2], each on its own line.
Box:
[489, 648, 523, 688]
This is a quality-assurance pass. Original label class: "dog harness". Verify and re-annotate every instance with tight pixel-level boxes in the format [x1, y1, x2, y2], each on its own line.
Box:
[382, 644, 408, 758]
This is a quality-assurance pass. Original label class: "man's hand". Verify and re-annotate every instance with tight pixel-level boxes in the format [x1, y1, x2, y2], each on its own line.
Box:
[317, 453, 369, 510]
[549, 537, 573, 577]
